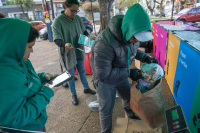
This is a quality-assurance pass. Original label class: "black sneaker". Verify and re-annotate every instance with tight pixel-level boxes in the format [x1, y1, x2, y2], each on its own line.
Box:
[84, 88, 96, 94]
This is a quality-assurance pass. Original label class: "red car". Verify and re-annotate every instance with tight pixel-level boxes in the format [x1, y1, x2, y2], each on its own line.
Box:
[29, 21, 46, 30]
[173, 7, 200, 23]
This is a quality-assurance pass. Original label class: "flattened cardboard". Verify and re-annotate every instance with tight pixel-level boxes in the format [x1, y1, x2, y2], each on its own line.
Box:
[114, 118, 162, 133]
[113, 118, 128, 133]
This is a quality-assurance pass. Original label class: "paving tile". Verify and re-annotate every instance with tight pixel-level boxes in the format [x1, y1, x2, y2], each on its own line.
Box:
[48, 118, 83, 133]
[78, 124, 101, 133]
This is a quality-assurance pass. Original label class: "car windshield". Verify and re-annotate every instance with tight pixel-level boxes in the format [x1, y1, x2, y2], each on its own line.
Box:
[178, 8, 190, 14]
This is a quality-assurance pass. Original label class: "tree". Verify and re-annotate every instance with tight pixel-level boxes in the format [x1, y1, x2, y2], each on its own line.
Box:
[124, 0, 138, 8]
[23, 0, 35, 21]
[5, 0, 35, 21]
[98, 0, 115, 33]
[156, 5, 160, 10]
[155, 0, 164, 17]
[179, 0, 185, 11]
[5, 0, 14, 5]
[117, 0, 138, 10]
[146, 0, 155, 15]
[116, 0, 125, 14]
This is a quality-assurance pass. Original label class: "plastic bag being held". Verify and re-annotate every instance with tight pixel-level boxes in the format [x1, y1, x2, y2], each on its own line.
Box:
[136, 63, 164, 93]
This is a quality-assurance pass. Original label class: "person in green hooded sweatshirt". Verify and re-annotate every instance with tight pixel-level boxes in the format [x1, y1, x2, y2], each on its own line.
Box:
[90, 4, 158, 133]
[0, 18, 56, 132]
[53, 0, 96, 106]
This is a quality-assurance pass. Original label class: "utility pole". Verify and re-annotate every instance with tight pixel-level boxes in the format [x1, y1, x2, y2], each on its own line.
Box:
[90, 0, 96, 35]
[113, 1, 115, 16]
[42, 0, 53, 42]
[50, 0, 55, 19]
[171, 0, 175, 20]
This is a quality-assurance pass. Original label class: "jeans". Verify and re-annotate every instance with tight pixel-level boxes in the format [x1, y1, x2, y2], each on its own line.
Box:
[93, 78, 135, 133]
[66, 58, 89, 95]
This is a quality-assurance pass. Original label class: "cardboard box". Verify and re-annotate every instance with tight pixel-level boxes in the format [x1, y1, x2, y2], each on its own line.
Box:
[114, 118, 162, 133]
[135, 48, 145, 69]
[135, 48, 155, 69]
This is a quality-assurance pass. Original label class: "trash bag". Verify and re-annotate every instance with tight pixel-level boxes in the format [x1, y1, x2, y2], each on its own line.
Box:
[130, 78, 165, 129]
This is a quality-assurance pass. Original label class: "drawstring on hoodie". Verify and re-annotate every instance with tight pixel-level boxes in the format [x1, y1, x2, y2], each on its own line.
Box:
[128, 45, 130, 78]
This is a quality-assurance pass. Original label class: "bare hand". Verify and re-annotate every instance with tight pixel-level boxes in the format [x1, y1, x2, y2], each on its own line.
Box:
[65, 43, 75, 50]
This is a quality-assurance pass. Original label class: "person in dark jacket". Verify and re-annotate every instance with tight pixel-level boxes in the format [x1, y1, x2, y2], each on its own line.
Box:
[90, 4, 158, 133]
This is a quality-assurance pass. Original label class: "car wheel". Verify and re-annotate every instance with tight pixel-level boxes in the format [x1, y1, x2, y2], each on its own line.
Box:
[86, 28, 92, 34]
[180, 19, 185, 23]
[44, 34, 48, 40]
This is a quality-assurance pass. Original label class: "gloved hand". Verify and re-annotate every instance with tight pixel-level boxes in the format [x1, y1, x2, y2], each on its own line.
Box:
[45, 74, 58, 80]
[145, 56, 159, 64]
[130, 69, 143, 81]
[65, 43, 75, 50]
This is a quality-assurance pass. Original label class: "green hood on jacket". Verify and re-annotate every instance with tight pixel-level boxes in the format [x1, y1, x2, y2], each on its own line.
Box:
[0, 18, 30, 66]
[121, 3, 152, 41]
[0, 18, 54, 131]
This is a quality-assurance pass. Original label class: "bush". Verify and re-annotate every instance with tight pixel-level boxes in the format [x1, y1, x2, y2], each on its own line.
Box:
[29, 17, 33, 21]
[82, 2, 99, 12]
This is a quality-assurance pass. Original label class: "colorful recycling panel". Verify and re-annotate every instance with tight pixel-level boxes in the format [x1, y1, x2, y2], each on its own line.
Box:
[189, 76, 200, 133]
[165, 32, 181, 93]
[152, 22, 156, 55]
[173, 40, 200, 131]
[155, 25, 168, 73]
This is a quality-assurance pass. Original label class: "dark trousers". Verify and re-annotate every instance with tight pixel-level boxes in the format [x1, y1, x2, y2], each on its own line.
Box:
[93, 78, 135, 133]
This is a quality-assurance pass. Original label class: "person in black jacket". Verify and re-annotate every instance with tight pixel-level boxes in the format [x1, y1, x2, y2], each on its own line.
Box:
[90, 4, 158, 133]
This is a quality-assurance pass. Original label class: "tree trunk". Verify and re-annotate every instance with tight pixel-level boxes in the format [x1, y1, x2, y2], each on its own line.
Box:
[19, 3, 28, 21]
[159, 3, 162, 17]
[98, 0, 114, 33]
[27, 9, 29, 21]
[150, 9, 153, 15]
[32, 7, 36, 20]
[180, 0, 185, 11]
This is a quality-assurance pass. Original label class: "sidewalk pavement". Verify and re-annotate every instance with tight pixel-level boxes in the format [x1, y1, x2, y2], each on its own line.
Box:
[30, 40, 175, 133]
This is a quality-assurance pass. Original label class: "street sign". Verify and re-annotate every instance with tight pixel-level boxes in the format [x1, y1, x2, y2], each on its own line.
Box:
[44, 11, 50, 23]
[183, 3, 186, 7]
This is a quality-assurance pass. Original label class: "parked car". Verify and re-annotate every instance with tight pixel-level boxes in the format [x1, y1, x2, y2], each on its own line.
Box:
[30, 21, 46, 31]
[173, 7, 200, 23]
[155, 12, 165, 17]
[81, 17, 93, 34]
[39, 17, 93, 40]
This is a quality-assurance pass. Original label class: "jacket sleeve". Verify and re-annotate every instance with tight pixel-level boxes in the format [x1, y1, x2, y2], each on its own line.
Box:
[0, 75, 54, 129]
[52, 18, 63, 41]
[37, 72, 48, 83]
[93, 41, 129, 83]
[54, 39, 65, 47]
[135, 49, 149, 63]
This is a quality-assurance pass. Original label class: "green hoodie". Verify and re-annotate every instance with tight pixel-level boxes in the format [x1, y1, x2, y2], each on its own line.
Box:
[0, 18, 54, 131]
[121, 3, 152, 41]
